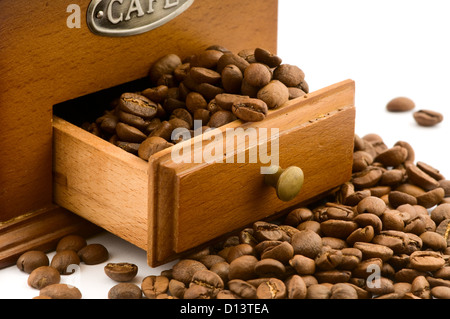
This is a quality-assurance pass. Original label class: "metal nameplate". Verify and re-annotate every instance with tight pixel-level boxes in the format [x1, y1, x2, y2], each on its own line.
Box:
[87, 0, 194, 37]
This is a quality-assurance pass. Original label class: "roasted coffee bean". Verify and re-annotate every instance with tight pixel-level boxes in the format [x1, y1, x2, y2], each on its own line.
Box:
[221, 64, 243, 93]
[77, 243, 109, 265]
[168, 279, 186, 299]
[141, 275, 169, 299]
[142, 85, 169, 103]
[356, 196, 386, 216]
[190, 49, 223, 68]
[50, 250, 80, 275]
[243, 63, 272, 88]
[208, 110, 236, 128]
[406, 164, 440, 191]
[291, 229, 322, 259]
[39, 283, 82, 299]
[257, 80, 289, 109]
[273, 64, 305, 87]
[104, 262, 138, 282]
[416, 187, 445, 208]
[118, 110, 151, 131]
[417, 161, 445, 181]
[108, 283, 142, 299]
[172, 259, 207, 285]
[190, 67, 221, 85]
[232, 97, 268, 122]
[138, 136, 173, 161]
[431, 286, 450, 299]
[149, 53, 182, 84]
[56, 235, 87, 252]
[260, 241, 294, 264]
[190, 270, 224, 298]
[413, 109, 444, 127]
[411, 276, 431, 299]
[215, 93, 248, 111]
[409, 251, 445, 272]
[386, 97, 415, 112]
[431, 204, 450, 225]
[228, 255, 258, 281]
[116, 122, 147, 143]
[285, 275, 307, 299]
[254, 258, 286, 278]
[253, 221, 283, 242]
[17, 251, 49, 274]
[28, 266, 61, 290]
[320, 219, 358, 239]
[256, 278, 286, 299]
[289, 254, 316, 275]
[119, 93, 158, 119]
[227, 279, 257, 299]
[216, 52, 250, 74]
[254, 48, 282, 68]
[330, 283, 358, 299]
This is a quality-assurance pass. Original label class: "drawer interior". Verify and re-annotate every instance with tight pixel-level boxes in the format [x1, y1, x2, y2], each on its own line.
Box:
[53, 78, 356, 266]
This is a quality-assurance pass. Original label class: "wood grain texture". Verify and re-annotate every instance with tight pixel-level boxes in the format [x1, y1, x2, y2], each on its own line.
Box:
[0, 205, 100, 269]
[0, 0, 278, 220]
[53, 117, 149, 250]
[148, 79, 356, 265]
[53, 80, 355, 267]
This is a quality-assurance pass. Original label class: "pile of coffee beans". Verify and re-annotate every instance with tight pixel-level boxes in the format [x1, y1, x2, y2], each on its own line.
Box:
[14, 133, 450, 299]
[16, 235, 109, 299]
[386, 97, 444, 127]
[83, 45, 308, 161]
[142, 133, 450, 299]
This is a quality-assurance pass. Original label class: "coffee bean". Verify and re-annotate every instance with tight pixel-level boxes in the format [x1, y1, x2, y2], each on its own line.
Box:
[257, 80, 289, 109]
[256, 278, 286, 299]
[39, 283, 82, 299]
[190, 67, 221, 85]
[208, 110, 237, 128]
[221, 64, 243, 93]
[108, 283, 142, 299]
[254, 48, 282, 68]
[77, 243, 109, 265]
[115, 122, 147, 143]
[232, 97, 268, 122]
[291, 229, 322, 259]
[50, 250, 80, 275]
[330, 283, 358, 299]
[285, 275, 307, 299]
[253, 221, 283, 242]
[28, 266, 61, 290]
[386, 97, 415, 112]
[228, 255, 258, 281]
[216, 52, 250, 74]
[104, 262, 138, 282]
[141, 275, 169, 299]
[172, 259, 207, 285]
[413, 109, 444, 127]
[431, 286, 450, 299]
[149, 53, 182, 84]
[273, 64, 305, 87]
[56, 235, 87, 252]
[406, 163, 440, 191]
[16, 251, 49, 274]
[410, 251, 445, 272]
[227, 279, 257, 299]
[244, 63, 272, 88]
[119, 93, 158, 120]
[138, 136, 173, 161]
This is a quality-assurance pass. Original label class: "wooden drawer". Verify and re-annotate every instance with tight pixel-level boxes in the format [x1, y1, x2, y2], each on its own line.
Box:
[53, 79, 355, 266]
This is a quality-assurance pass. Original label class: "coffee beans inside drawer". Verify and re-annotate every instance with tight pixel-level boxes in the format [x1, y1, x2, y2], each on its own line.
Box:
[82, 45, 308, 161]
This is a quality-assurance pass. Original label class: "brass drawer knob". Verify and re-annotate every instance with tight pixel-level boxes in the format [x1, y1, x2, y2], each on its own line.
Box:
[264, 165, 304, 202]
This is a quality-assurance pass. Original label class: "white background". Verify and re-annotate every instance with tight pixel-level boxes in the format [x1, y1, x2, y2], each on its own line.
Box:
[1, 0, 449, 299]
